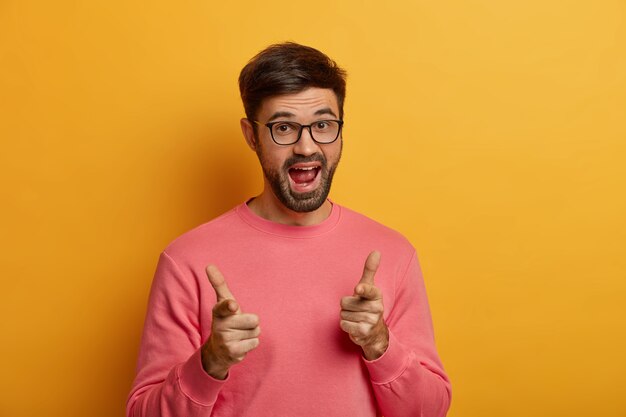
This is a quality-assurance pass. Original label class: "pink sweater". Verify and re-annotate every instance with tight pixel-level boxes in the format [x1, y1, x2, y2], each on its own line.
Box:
[127, 202, 451, 417]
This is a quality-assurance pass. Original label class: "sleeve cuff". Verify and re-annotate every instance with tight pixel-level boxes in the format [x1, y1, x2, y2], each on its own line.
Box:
[177, 348, 229, 406]
[362, 329, 411, 384]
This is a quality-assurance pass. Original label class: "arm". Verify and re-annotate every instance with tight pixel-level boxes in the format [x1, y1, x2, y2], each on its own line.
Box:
[126, 252, 227, 417]
[363, 251, 451, 417]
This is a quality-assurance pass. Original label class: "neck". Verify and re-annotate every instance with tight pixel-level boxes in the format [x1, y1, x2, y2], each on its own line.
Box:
[247, 189, 332, 226]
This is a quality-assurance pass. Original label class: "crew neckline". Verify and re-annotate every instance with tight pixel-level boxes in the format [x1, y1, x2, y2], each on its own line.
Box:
[236, 199, 342, 238]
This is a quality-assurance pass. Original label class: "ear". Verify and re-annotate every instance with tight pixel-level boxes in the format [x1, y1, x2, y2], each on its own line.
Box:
[240, 118, 257, 152]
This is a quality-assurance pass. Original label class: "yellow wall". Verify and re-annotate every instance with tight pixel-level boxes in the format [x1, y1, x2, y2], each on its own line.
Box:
[1, 1, 625, 416]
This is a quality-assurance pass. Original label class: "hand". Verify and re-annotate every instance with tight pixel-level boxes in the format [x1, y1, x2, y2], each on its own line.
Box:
[340, 251, 389, 360]
[201, 265, 261, 379]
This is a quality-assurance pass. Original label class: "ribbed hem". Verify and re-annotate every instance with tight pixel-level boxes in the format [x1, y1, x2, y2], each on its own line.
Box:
[178, 348, 228, 406]
[363, 330, 411, 384]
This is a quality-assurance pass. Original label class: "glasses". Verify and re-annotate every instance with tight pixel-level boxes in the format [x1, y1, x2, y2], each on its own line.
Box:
[254, 119, 344, 145]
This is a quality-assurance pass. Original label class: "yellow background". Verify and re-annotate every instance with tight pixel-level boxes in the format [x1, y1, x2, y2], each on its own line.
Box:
[1, 1, 625, 416]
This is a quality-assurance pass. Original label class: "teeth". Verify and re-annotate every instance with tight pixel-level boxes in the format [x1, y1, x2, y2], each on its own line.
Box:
[295, 167, 316, 170]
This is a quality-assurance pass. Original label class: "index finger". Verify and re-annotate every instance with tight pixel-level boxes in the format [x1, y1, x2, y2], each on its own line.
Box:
[358, 250, 381, 286]
[206, 264, 236, 302]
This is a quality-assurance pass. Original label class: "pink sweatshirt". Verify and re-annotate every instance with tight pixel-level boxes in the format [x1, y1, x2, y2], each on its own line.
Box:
[127, 202, 451, 417]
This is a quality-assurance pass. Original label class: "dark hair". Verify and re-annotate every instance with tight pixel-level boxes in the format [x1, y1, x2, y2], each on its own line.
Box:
[238, 42, 347, 125]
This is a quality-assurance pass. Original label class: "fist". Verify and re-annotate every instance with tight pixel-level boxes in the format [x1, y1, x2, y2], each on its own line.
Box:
[201, 265, 261, 379]
[340, 251, 389, 360]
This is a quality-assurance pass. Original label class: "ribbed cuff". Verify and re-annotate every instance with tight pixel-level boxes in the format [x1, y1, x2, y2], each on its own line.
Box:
[178, 348, 229, 406]
[363, 330, 411, 384]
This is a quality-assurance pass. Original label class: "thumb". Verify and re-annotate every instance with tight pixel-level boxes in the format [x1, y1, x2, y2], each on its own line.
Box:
[212, 298, 240, 318]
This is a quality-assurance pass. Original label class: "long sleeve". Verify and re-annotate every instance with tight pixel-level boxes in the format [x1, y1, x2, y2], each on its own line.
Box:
[363, 251, 452, 417]
[127, 204, 451, 416]
[126, 251, 226, 417]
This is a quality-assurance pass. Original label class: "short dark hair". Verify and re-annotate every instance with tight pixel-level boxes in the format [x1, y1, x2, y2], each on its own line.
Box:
[238, 42, 347, 125]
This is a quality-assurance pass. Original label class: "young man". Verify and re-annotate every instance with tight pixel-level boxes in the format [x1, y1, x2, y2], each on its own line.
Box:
[127, 42, 451, 417]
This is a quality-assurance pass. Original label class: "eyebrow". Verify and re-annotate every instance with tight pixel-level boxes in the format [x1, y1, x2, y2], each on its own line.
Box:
[267, 111, 295, 122]
[266, 108, 338, 122]
[314, 108, 338, 119]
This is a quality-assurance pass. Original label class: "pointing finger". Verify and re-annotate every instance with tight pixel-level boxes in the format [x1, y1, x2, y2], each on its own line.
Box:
[206, 265, 236, 303]
[357, 250, 381, 287]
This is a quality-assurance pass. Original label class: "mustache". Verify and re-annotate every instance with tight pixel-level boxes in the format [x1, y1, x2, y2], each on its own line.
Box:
[283, 153, 327, 169]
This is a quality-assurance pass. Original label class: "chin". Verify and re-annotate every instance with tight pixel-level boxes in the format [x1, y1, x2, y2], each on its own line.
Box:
[274, 179, 332, 213]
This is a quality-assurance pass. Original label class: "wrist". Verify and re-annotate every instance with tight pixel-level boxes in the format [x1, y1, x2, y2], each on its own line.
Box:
[362, 326, 389, 360]
[201, 344, 229, 380]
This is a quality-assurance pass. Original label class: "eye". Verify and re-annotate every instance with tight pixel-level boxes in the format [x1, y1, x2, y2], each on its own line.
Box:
[314, 121, 330, 130]
[273, 122, 297, 135]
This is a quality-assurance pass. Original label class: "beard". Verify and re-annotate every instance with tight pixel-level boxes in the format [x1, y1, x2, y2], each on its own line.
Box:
[257, 146, 342, 213]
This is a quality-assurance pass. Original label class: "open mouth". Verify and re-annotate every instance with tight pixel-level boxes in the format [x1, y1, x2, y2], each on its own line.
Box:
[288, 165, 322, 191]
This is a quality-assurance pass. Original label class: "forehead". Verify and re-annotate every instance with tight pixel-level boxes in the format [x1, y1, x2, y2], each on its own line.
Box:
[258, 87, 339, 121]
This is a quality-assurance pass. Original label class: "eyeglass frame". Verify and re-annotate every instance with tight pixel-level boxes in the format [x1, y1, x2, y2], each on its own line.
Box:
[253, 119, 344, 145]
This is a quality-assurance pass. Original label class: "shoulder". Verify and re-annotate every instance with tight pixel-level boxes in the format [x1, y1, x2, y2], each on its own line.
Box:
[335, 204, 421, 287]
[336, 204, 415, 253]
[161, 205, 243, 260]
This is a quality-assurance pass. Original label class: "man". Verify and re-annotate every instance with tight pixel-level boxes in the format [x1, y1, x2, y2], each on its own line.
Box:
[127, 42, 451, 417]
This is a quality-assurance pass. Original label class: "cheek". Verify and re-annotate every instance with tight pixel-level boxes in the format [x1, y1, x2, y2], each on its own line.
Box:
[326, 142, 343, 166]
[258, 147, 289, 170]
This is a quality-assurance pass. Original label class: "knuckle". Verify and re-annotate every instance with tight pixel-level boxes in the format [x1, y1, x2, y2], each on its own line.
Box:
[344, 322, 357, 335]
[370, 313, 382, 324]
[340, 320, 349, 332]
[242, 313, 259, 327]
[232, 343, 248, 356]
[217, 330, 231, 342]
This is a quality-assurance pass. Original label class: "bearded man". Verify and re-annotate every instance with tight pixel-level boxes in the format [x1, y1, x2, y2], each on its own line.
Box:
[127, 42, 451, 417]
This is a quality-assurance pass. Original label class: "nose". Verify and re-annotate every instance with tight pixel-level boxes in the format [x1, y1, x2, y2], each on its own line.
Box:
[292, 126, 319, 156]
